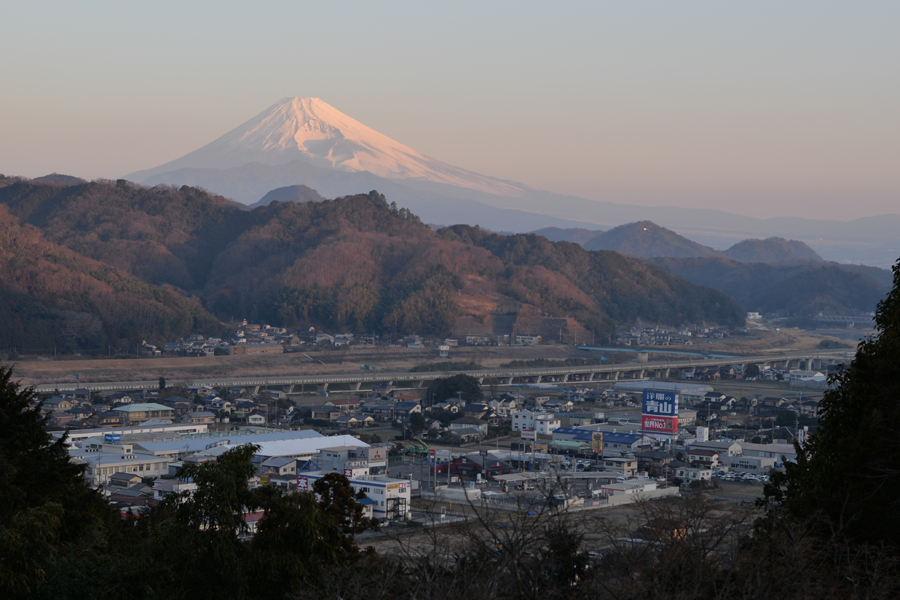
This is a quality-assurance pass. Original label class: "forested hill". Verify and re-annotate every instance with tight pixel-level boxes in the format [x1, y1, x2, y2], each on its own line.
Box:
[649, 256, 890, 316]
[722, 237, 824, 265]
[583, 221, 720, 258]
[0, 202, 224, 353]
[0, 176, 744, 347]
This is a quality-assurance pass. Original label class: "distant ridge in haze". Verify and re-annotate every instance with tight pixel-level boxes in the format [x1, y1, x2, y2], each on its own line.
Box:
[583, 221, 719, 259]
[723, 237, 824, 265]
[531, 226, 604, 246]
[252, 184, 325, 209]
[32, 173, 87, 186]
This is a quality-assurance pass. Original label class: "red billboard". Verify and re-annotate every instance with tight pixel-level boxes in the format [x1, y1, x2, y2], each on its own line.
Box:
[641, 415, 678, 436]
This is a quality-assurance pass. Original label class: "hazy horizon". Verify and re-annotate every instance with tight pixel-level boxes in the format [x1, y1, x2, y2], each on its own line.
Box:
[1, 2, 898, 220]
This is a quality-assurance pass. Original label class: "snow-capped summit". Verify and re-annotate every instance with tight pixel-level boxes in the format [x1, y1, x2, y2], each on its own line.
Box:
[128, 97, 524, 197]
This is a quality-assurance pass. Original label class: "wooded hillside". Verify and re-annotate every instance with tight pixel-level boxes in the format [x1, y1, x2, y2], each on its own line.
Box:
[0, 177, 745, 348]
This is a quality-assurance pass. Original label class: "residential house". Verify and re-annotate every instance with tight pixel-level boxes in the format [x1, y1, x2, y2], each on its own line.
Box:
[360, 400, 397, 422]
[325, 397, 361, 413]
[688, 441, 742, 457]
[675, 466, 712, 482]
[111, 403, 175, 424]
[449, 453, 513, 480]
[635, 450, 676, 476]
[261, 457, 298, 477]
[602, 456, 638, 476]
[309, 406, 342, 422]
[449, 416, 488, 436]
[511, 410, 561, 435]
[686, 448, 720, 468]
[394, 401, 422, 422]
[247, 411, 268, 426]
[179, 410, 216, 425]
[489, 397, 519, 416]
[44, 396, 76, 412]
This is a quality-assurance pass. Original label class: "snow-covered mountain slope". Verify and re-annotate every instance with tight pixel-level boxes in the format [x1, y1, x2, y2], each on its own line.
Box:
[128, 97, 526, 197]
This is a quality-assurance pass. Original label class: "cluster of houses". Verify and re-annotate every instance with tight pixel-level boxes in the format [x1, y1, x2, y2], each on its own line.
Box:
[154, 318, 555, 360]
[304, 388, 610, 444]
[616, 325, 737, 347]
[680, 364, 829, 384]
[38, 386, 298, 431]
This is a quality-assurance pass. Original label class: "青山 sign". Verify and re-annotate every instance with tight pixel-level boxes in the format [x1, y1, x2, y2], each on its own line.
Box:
[641, 415, 678, 435]
[642, 391, 678, 416]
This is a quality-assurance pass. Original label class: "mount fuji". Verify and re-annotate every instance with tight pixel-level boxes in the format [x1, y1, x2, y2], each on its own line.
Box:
[127, 97, 900, 267]
[128, 97, 525, 198]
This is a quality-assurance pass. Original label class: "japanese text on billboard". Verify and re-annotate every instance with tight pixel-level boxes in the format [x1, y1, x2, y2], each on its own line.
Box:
[642, 391, 678, 416]
[641, 415, 678, 435]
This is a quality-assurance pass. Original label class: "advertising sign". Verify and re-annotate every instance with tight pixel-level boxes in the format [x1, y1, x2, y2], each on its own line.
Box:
[104, 433, 121, 443]
[642, 391, 678, 416]
[591, 431, 604, 454]
[344, 468, 353, 478]
[296, 476, 309, 492]
[521, 429, 537, 441]
[260, 475, 269, 486]
[641, 415, 679, 435]
[369, 448, 384, 460]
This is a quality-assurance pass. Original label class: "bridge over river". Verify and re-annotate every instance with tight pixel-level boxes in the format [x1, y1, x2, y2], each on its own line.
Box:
[33, 349, 850, 395]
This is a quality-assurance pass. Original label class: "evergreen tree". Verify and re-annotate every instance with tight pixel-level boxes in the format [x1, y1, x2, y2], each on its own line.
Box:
[0, 364, 118, 598]
[765, 258, 900, 546]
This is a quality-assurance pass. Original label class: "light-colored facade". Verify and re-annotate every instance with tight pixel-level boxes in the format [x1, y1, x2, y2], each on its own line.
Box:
[512, 410, 561, 435]
[297, 473, 411, 522]
[720, 455, 776, 472]
[76, 452, 170, 487]
[112, 403, 175, 424]
[676, 466, 712, 481]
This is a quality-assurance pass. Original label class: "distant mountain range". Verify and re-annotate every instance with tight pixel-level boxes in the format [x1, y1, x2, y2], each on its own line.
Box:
[125, 97, 900, 268]
[545, 221, 826, 266]
[0, 177, 744, 351]
[531, 226, 605, 246]
[532, 220, 887, 316]
[648, 257, 888, 317]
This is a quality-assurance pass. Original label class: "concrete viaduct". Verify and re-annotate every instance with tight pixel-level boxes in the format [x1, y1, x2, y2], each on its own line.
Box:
[32, 350, 850, 395]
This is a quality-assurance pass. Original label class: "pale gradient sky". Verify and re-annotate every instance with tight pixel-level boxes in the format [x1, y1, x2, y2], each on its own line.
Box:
[1, 1, 898, 220]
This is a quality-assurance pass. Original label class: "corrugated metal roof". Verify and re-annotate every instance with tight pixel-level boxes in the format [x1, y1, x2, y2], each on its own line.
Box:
[113, 403, 173, 413]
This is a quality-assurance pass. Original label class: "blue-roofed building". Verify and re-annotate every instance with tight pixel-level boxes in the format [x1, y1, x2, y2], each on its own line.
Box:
[552, 427, 648, 453]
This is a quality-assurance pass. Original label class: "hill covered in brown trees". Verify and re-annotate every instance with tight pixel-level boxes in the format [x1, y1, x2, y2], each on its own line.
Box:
[0, 177, 744, 349]
[0, 200, 224, 354]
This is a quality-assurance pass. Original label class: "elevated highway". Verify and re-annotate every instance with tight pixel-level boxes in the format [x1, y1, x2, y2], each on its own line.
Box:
[32, 349, 851, 394]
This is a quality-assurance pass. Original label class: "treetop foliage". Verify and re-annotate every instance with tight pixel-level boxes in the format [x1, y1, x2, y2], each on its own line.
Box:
[425, 373, 483, 405]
